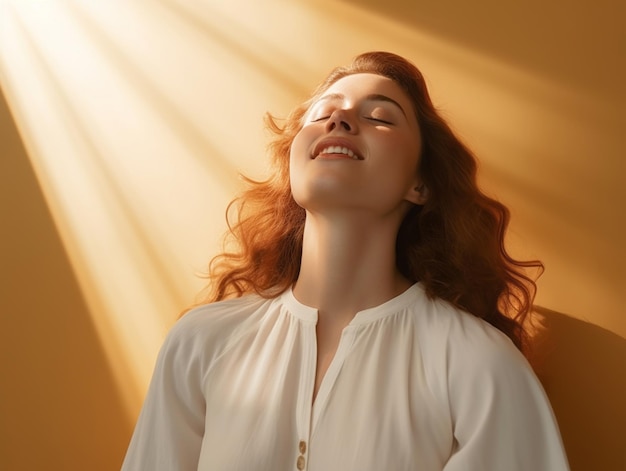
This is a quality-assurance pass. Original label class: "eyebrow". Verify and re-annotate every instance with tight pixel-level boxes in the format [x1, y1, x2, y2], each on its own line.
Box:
[316, 93, 408, 117]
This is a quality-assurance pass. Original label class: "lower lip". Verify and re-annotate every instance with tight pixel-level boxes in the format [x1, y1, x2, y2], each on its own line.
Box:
[315, 153, 358, 160]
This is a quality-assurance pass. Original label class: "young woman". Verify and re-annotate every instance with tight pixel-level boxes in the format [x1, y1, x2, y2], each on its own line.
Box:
[121, 52, 570, 470]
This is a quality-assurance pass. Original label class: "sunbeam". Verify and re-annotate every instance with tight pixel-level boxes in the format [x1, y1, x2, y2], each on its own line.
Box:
[1, 1, 623, 469]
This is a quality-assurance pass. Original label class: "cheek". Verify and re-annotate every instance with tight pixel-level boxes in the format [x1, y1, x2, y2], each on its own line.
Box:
[380, 138, 420, 173]
[289, 126, 317, 182]
[377, 141, 421, 194]
[290, 126, 313, 160]
[397, 134, 421, 169]
[289, 130, 307, 193]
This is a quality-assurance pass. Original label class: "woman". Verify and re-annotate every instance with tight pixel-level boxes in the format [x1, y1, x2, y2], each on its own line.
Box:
[122, 52, 569, 470]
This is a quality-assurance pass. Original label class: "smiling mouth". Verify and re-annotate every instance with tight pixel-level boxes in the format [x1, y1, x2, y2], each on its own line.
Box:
[314, 146, 362, 160]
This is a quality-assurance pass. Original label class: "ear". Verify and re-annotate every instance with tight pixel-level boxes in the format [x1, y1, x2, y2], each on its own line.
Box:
[404, 180, 429, 206]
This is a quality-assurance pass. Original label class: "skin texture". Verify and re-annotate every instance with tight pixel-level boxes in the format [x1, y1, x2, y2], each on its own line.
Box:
[290, 73, 425, 216]
[289, 74, 428, 399]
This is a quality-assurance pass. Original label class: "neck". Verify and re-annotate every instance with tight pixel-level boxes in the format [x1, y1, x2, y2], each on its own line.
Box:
[293, 211, 412, 325]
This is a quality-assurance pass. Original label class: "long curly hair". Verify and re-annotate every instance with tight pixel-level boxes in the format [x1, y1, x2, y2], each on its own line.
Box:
[199, 51, 542, 352]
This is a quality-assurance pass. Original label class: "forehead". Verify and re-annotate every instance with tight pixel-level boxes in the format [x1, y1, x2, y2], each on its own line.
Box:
[321, 73, 409, 104]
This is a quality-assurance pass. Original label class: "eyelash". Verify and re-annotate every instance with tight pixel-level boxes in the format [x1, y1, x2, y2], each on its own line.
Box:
[367, 117, 393, 125]
[310, 116, 393, 125]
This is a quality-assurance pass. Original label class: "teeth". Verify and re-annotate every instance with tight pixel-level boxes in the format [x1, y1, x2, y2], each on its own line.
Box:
[318, 146, 358, 159]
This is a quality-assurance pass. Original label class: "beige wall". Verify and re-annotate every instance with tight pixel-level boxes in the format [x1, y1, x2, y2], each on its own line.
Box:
[1, 1, 624, 470]
[0, 89, 133, 470]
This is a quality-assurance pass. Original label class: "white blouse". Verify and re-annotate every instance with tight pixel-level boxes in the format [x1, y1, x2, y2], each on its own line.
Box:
[121, 283, 569, 470]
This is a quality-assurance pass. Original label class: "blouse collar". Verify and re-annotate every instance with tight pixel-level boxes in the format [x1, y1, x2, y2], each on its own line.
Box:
[280, 283, 423, 326]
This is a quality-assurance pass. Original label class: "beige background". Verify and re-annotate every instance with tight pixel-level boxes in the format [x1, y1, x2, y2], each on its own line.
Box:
[1, 1, 624, 470]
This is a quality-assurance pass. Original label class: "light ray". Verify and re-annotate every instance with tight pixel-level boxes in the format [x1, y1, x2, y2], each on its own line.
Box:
[1, 0, 623, 425]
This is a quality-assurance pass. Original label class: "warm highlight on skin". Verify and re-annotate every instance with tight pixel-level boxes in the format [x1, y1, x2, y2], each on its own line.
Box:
[200, 52, 543, 352]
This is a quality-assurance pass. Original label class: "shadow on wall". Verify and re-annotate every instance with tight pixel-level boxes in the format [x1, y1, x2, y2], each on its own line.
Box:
[531, 307, 626, 471]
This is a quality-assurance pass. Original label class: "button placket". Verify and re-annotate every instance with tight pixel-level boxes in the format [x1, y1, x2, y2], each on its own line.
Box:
[295, 439, 307, 469]
[311, 327, 357, 431]
[295, 322, 315, 470]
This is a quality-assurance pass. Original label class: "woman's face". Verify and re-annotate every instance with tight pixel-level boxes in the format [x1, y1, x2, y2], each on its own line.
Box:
[289, 73, 425, 217]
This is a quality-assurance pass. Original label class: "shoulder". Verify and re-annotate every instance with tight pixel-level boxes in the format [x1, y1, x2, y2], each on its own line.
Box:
[174, 294, 270, 335]
[410, 284, 534, 397]
[159, 294, 274, 367]
[411, 283, 522, 363]
[410, 285, 555, 422]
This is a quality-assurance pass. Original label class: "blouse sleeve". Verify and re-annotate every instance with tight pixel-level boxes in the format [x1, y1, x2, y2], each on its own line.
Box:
[121, 316, 207, 471]
[442, 325, 570, 471]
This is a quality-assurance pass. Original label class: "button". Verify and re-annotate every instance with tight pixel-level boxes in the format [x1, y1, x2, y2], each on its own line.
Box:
[299, 440, 307, 454]
[296, 455, 305, 470]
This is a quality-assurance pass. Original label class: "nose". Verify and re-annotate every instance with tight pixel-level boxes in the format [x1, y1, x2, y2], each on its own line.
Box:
[325, 108, 356, 133]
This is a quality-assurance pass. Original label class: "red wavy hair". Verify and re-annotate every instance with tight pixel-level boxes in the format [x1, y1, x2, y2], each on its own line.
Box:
[200, 51, 542, 351]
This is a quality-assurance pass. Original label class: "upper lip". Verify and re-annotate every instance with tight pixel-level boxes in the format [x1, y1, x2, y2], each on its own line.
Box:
[311, 137, 363, 160]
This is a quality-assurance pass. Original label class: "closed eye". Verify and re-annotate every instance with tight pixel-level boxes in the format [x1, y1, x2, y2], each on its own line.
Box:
[309, 116, 393, 124]
[310, 116, 330, 122]
[366, 117, 393, 125]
